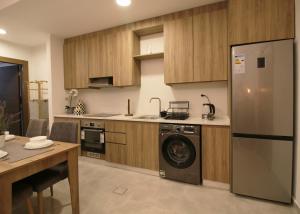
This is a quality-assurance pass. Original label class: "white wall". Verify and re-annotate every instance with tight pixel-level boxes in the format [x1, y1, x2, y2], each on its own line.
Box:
[47, 35, 66, 124]
[0, 39, 31, 60]
[29, 44, 47, 81]
[294, 0, 300, 207]
[77, 59, 228, 117]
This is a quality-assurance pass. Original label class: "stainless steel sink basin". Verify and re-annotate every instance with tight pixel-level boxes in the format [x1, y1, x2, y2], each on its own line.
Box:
[133, 115, 160, 120]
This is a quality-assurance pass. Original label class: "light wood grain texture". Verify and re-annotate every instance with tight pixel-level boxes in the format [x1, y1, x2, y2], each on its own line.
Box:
[202, 126, 230, 184]
[105, 142, 127, 165]
[126, 122, 159, 171]
[105, 121, 127, 133]
[68, 148, 80, 214]
[193, 2, 228, 82]
[0, 137, 80, 214]
[164, 10, 194, 84]
[63, 40, 75, 89]
[133, 52, 164, 60]
[63, 37, 89, 89]
[228, 0, 295, 45]
[106, 132, 126, 145]
[133, 25, 163, 36]
[113, 25, 140, 87]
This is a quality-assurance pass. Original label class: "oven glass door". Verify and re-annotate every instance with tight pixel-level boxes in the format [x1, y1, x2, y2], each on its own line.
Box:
[81, 128, 105, 154]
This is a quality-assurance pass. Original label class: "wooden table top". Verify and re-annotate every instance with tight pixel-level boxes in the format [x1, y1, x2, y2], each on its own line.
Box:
[0, 136, 79, 176]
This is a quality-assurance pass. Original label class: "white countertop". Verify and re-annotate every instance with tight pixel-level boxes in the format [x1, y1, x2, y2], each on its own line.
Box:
[54, 114, 230, 126]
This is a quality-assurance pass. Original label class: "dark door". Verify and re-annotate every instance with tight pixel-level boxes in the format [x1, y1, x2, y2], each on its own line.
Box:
[0, 65, 23, 135]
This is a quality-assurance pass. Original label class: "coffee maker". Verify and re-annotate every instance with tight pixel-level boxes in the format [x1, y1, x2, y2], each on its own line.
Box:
[201, 94, 215, 120]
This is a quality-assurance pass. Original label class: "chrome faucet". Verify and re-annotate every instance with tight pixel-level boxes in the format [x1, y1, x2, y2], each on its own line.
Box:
[149, 97, 161, 117]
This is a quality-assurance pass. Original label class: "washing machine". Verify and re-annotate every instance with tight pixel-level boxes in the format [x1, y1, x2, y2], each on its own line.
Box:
[159, 123, 201, 185]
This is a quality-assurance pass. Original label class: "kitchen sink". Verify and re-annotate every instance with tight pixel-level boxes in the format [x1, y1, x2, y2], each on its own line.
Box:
[133, 115, 160, 120]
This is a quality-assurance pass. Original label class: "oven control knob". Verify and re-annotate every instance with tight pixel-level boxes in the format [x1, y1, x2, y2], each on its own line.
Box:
[175, 127, 181, 133]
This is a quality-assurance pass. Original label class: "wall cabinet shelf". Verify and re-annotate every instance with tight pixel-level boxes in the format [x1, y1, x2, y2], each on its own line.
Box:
[133, 52, 164, 60]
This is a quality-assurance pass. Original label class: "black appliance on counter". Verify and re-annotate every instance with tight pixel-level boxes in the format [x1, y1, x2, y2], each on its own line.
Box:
[164, 101, 190, 120]
[80, 119, 105, 158]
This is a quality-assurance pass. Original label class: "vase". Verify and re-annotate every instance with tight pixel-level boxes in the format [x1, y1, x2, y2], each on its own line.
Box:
[0, 135, 5, 149]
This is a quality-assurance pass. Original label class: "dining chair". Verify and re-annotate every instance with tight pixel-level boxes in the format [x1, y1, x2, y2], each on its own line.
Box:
[28, 122, 78, 214]
[13, 180, 34, 214]
[26, 119, 48, 138]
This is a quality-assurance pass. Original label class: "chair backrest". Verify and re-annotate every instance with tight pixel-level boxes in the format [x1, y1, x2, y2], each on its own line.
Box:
[49, 122, 78, 144]
[26, 119, 48, 137]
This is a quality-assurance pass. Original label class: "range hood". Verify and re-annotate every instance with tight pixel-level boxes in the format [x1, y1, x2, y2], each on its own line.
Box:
[88, 77, 113, 88]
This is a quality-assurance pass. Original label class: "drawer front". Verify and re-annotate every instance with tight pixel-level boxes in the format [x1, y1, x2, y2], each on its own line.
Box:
[105, 121, 126, 133]
[106, 132, 126, 145]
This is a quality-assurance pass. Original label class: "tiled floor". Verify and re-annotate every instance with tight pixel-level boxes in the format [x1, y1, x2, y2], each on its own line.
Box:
[14, 157, 299, 214]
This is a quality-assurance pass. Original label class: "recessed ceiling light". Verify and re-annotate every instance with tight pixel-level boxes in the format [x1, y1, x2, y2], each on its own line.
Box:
[116, 0, 131, 7]
[0, 29, 7, 35]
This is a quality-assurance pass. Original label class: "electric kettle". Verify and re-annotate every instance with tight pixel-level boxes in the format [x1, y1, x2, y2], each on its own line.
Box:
[201, 94, 215, 120]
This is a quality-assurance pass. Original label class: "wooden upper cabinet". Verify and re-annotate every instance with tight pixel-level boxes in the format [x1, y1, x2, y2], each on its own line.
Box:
[88, 30, 115, 78]
[228, 0, 295, 45]
[63, 37, 89, 89]
[193, 2, 228, 82]
[63, 40, 75, 89]
[164, 10, 194, 84]
[113, 25, 140, 87]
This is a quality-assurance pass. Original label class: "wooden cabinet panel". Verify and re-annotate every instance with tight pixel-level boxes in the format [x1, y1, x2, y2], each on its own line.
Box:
[164, 10, 194, 84]
[106, 132, 126, 145]
[126, 122, 159, 171]
[113, 25, 140, 87]
[193, 2, 228, 82]
[88, 30, 115, 78]
[63, 37, 89, 89]
[105, 142, 127, 164]
[228, 0, 295, 45]
[202, 126, 230, 183]
[105, 121, 126, 133]
[63, 40, 75, 89]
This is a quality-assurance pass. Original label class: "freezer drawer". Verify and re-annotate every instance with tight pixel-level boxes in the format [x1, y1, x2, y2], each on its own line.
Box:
[232, 137, 293, 203]
[231, 39, 294, 136]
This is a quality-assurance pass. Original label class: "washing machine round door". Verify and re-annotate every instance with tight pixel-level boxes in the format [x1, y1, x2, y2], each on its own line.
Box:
[162, 134, 196, 169]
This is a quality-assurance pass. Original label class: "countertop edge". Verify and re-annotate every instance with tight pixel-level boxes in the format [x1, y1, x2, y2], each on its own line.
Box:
[54, 114, 230, 126]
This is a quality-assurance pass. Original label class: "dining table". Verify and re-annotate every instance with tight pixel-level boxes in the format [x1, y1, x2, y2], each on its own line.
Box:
[0, 136, 80, 214]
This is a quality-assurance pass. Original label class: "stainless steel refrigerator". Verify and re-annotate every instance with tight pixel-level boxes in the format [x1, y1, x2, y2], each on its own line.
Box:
[231, 39, 294, 203]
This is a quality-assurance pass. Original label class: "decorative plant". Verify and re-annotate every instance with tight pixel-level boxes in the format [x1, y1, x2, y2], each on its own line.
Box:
[0, 100, 21, 133]
[65, 89, 79, 113]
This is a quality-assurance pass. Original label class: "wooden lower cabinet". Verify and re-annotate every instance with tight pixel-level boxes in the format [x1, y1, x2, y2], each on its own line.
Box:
[202, 126, 230, 183]
[126, 122, 159, 171]
[105, 142, 127, 165]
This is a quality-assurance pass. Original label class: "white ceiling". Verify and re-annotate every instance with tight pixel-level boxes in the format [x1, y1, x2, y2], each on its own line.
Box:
[0, 0, 223, 47]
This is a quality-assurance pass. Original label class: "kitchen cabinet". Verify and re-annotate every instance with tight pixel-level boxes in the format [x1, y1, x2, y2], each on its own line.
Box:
[105, 143, 127, 165]
[87, 30, 114, 78]
[193, 2, 228, 82]
[63, 37, 89, 89]
[164, 10, 194, 84]
[228, 0, 295, 45]
[113, 25, 140, 87]
[202, 126, 230, 184]
[126, 122, 159, 171]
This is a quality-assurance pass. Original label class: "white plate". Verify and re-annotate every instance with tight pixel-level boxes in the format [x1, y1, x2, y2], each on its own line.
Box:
[24, 140, 54, 150]
[5, 134, 15, 141]
[0, 150, 8, 159]
[30, 136, 47, 142]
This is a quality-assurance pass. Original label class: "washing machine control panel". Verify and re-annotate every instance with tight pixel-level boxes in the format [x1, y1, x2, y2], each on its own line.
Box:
[160, 124, 200, 135]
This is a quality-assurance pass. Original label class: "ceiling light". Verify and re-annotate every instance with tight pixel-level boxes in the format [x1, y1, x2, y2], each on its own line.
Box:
[0, 29, 7, 35]
[116, 0, 131, 7]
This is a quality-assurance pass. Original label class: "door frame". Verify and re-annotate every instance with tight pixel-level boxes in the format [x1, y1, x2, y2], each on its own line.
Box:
[0, 56, 29, 135]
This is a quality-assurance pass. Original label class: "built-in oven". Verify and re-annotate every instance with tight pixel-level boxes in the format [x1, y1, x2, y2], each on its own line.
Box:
[80, 120, 105, 156]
